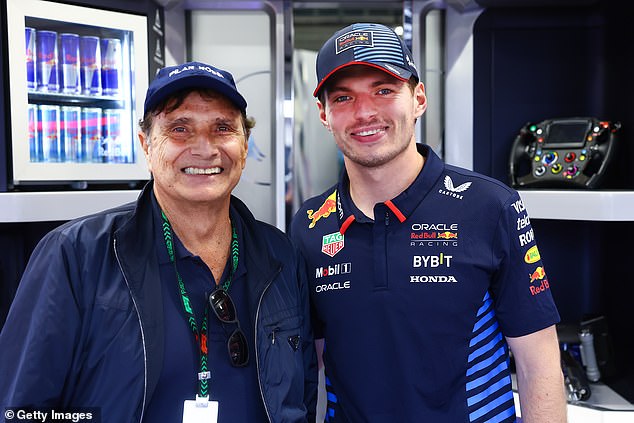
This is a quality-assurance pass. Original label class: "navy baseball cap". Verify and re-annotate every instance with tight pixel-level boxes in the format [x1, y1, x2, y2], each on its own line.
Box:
[314, 22, 419, 97]
[144, 61, 247, 114]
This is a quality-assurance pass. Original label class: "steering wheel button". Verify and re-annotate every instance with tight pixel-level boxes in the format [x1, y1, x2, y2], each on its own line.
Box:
[542, 151, 558, 165]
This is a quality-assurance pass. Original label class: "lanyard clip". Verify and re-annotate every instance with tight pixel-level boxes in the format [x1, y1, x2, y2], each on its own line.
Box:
[195, 394, 210, 407]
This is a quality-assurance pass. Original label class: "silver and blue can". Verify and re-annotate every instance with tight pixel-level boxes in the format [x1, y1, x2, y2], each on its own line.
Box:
[102, 109, 123, 162]
[59, 33, 80, 94]
[79, 36, 101, 95]
[61, 106, 82, 162]
[81, 107, 102, 162]
[100, 38, 121, 96]
[38, 105, 61, 162]
[36, 30, 58, 93]
[28, 103, 39, 161]
[25, 27, 36, 91]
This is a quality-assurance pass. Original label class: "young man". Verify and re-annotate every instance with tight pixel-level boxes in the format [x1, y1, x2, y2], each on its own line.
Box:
[1, 61, 317, 422]
[289, 23, 567, 422]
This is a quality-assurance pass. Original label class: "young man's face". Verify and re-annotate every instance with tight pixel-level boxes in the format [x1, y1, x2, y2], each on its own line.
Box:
[318, 65, 426, 169]
[139, 90, 248, 208]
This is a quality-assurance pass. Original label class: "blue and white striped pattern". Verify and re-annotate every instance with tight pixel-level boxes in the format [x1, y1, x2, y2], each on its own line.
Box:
[324, 374, 337, 421]
[351, 23, 406, 68]
[466, 291, 517, 422]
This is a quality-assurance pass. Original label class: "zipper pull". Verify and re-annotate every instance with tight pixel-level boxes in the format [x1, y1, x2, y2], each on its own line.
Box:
[271, 328, 279, 344]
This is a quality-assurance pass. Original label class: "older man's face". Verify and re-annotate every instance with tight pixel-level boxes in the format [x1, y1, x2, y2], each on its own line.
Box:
[140, 90, 248, 209]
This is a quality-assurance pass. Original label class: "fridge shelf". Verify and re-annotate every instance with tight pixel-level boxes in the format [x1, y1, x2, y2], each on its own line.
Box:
[0, 190, 140, 222]
[28, 92, 125, 109]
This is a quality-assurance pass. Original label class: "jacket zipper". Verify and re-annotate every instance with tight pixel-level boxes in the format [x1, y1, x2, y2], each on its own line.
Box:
[255, 264, 283, 423]
[114, 238, 148, 423]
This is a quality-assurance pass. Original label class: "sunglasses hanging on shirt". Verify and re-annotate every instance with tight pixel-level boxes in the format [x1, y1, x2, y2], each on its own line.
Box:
[209, 288, 249, 367]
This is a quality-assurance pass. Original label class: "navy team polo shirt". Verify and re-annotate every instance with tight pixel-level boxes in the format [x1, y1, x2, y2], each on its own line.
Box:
[289, 144, 560, 423]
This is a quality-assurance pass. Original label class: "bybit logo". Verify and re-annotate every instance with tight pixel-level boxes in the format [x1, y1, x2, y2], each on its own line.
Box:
[412, 253, 453, 268]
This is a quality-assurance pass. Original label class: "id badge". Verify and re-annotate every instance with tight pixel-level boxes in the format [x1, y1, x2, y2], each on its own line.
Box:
[182, 396, 219, 423]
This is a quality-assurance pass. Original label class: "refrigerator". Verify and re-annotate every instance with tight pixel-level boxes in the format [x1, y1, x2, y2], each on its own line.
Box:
[1, 0, 152, 189]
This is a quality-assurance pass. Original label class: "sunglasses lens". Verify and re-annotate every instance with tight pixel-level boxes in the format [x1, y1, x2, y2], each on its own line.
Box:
[209, 289, 249, 366]
[209, 289, 236, 322]
[228, 329, 249, 367]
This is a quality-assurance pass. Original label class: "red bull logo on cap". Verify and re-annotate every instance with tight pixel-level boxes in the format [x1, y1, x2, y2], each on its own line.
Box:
[336, 31, 373, 54]
[307, 190, 337, 229]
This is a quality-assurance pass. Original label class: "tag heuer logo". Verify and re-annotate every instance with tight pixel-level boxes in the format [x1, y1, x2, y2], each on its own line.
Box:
[322, 232, 344, 257]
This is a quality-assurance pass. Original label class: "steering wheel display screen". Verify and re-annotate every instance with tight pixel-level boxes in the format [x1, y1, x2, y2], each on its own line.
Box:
[545, 121, 591, 147]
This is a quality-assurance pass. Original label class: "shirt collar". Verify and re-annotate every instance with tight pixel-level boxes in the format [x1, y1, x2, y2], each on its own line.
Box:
[152, 191, 192, 265]
[336, 144, 445, 233]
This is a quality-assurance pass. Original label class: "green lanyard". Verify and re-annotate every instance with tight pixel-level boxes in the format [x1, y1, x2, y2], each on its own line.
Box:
[160, 210, 239, 398]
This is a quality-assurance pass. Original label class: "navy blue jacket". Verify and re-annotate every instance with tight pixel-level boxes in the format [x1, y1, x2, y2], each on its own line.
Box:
[0, 182, 318, 422]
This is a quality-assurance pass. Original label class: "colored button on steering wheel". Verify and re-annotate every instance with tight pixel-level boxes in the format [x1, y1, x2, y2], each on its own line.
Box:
[551, 163, 563, 174]
[542, 151, 558, 166]
[564, 164, 580, 179]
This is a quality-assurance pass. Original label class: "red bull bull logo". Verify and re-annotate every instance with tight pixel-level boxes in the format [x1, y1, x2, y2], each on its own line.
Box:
[438, 231, 458, 239]
[528, 266, 550, 296]
[529, 266, 546, 283]
[307, 191, 337, 229]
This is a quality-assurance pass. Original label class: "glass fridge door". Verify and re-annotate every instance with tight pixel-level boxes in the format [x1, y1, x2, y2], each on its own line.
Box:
[6, 0, 149, 185]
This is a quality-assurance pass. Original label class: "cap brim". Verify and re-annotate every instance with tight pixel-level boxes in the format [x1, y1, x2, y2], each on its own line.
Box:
[313, 61, 412, 97]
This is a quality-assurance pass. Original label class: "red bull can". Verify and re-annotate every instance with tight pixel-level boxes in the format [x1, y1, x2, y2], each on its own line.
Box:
[100, 38, 121, 96]
[102, 109, 122, 163]
[36, 30, 58, 93]
[59, 33, 80, 94]
[25, 27, 36, 91]
[28, 103, 39, 161]
[79, 36, 101, 95]
[38, 105, 61, 162]
[61, 106, 81, 162]
[81, 107, 102, 162]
